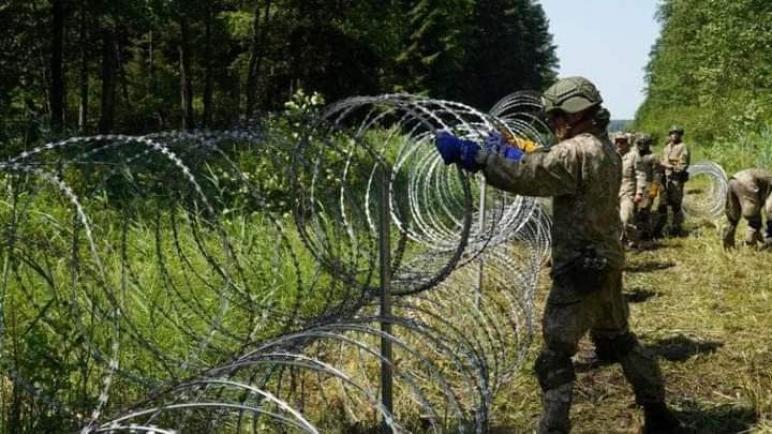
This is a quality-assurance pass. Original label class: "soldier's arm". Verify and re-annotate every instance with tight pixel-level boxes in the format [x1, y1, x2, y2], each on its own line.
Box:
[475, 144, 578, 197]
[679, 145, 691, 171]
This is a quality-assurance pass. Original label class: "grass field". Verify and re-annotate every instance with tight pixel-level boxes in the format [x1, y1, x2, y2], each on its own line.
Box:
[490, 221, 772, 433]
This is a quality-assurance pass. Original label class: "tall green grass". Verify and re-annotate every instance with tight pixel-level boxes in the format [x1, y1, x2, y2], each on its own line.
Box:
[696, 124, 772, 175]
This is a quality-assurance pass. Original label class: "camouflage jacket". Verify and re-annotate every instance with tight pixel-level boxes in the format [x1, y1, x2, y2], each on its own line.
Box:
[732, 168, 772, 201]
[639, 153, 660, 183]
[620, 150, 646, 198]
[639, 153, 662, 200]
[476, 132, 624, 270]
[661, 141, 690, 177]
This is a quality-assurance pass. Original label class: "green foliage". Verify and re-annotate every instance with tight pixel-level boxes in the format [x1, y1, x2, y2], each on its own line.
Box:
[462, 0, 558, 109]
[0, 0, 558, 136]
[696, 125, 772, 175]
[635, 0, 772, 145]
[219, 10, 254, 39]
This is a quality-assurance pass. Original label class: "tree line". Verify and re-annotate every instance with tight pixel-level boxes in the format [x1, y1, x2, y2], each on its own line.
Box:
[0, 0, 558, 140]
[635, 0, 772, 144]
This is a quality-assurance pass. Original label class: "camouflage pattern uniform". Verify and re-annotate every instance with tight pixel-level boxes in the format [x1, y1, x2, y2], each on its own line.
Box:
[654, 133, 690, 235]
[475, 130, 666, 433]
[722, 168, 772, 248]
[619, 144, 647, 244]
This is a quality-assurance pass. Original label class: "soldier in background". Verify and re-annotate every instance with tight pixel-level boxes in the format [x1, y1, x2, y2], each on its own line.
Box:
[615, 133, 646, 247]
[654, 126, 690, 237]
[635, 134, 660, 241]
[722, 168, 772, 249]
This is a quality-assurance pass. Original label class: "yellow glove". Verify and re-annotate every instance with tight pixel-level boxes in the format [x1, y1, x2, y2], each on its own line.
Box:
[500, 129, 540, 153]
[648, 183, 659, 199]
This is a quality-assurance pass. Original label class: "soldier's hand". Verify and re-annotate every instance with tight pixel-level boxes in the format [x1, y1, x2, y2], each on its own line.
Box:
[434, 130, 482, 171]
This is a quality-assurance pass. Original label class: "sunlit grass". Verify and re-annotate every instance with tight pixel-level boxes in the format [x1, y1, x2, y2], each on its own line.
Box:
[491, 224, 772, 433]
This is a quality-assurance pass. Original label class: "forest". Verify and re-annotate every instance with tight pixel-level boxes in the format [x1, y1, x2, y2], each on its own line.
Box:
[635, 0, 771, 161]
[0, 0, 557, 145]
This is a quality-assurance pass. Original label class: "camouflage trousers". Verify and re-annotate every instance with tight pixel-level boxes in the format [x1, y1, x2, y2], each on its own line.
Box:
[535, 267, 665, 433]
[722, 178, 772, 247]
[635, 190, 657, 241]
[655, 178, 685, 235]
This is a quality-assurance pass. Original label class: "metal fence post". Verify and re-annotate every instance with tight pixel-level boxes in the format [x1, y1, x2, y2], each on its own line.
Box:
[379, 163, 393, 434]
[476, 177, 486, 308]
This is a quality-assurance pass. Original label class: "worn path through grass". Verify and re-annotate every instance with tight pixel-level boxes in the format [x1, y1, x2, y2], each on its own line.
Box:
[492, 223, 772, 433]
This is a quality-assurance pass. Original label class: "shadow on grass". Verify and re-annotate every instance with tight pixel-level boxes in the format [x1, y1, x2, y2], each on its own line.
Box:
[625, 287, 660, 303]
[646, 334, 723, 362]
[625, 260, 676, 273]
[676, 400, 757, 434]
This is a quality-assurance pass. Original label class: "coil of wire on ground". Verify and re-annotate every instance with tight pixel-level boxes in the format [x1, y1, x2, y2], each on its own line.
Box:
[0, 128, 336, 432]
[683, 161, 728, 222]
[96, 94, 553, 433]
[0, 93, 553, 433]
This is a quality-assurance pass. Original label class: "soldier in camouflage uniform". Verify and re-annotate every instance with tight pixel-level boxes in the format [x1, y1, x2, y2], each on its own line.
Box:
[615, 133, 646, 247]
[654, 126, 690, 236]
[722, 168, 772, 249]
[434, 77, 681, 433]
[635, 134, 661, 241]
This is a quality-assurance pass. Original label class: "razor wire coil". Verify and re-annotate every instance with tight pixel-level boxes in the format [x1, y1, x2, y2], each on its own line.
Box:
[0, 94, 553, 433]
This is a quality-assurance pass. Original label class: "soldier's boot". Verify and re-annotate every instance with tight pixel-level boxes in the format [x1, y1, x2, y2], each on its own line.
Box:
[538, 383, 573, 434]
[608, 332, 683, 433]
[745, 218, 763, 247]
[642, 402, 685, 434]
[534, 349, 576, 434]
[722, 223, 737, 249]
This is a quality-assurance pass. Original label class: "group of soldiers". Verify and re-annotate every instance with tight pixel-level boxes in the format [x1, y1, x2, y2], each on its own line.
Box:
[614, 125, 772, 251]
[614, 126, 690, 248]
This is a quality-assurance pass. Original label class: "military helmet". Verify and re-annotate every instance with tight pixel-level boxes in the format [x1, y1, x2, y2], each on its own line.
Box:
[542, 76, 603, 114]
[669, 125, 684, 135]
[636, 133, 653, 147]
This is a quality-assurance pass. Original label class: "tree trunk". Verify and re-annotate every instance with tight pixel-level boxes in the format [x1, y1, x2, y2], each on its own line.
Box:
[117, 37, 131, 110]
[78, 0, 88, 132]
[244, 0, 271, 118]
[202, 3, 213, 127]
[98, 27, 117, 133]
[179, 14, 194, 130]
[50, 0, 66, 131]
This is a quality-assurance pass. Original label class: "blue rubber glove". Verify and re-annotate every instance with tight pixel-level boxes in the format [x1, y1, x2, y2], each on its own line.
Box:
[484, 131, 524, 162]
[484, 131, 508, 152]
[501, 145, 524, 162]
[434, 131, 482, 171]
[435, 130, 462, 164]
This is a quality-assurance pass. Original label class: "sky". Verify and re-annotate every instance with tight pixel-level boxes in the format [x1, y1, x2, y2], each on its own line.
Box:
[539, 0, 661, 119]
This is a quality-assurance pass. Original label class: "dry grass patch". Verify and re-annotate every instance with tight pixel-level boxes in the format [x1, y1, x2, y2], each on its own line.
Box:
[491, 224, 772, 433]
